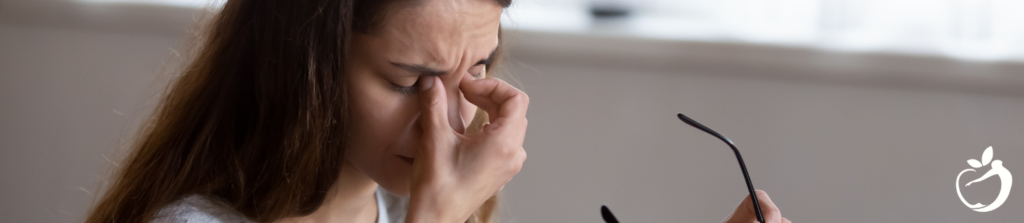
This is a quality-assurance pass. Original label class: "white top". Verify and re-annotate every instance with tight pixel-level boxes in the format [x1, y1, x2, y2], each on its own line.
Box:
[153, 187, 408, 223]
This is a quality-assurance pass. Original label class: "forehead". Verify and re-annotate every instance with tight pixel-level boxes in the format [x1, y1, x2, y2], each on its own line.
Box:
[374, 0, 503, 66]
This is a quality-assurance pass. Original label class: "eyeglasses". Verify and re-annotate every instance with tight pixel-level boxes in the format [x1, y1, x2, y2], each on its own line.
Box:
[600, 113, 764, 223]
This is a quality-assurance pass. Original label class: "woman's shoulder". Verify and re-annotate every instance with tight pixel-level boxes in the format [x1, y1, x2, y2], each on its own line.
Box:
[153, 194, 253, 223]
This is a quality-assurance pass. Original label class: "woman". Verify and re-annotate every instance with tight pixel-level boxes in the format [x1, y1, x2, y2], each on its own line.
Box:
[86, 0, 791, 222]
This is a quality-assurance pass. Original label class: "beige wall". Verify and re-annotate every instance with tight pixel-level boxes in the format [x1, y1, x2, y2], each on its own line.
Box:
[0, 24, 173, 222]
[502, 51, 1024, 222]
[2, 1, 1023, 222]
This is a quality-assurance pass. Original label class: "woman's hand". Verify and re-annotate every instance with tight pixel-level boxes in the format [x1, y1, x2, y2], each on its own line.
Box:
[406, 75, 528, 223]
[723, 190, 792, 223]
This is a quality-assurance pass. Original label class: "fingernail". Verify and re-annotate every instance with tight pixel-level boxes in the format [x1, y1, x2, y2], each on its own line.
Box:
[419, 76, 434, 92]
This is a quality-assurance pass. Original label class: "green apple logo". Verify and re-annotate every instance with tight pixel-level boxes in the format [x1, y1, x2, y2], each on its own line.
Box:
[956, 146, 1013, 212]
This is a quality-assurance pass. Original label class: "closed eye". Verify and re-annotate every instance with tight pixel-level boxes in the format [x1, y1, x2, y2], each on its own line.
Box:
[391, 80, 418, 95]
[475, 58, 492, 66]
[470, 49, 497, 78]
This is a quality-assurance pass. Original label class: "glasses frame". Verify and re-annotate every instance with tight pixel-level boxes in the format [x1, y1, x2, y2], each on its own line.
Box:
[600, 113, 765, 223]
[676, 113, 764, 223]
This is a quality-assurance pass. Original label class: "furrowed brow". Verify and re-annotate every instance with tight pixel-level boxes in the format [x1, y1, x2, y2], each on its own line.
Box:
[390, 62, 448, 76]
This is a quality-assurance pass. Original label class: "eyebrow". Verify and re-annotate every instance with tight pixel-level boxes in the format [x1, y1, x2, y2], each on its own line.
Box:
[390, 63, 447, 76]
[390, 47, 499, 76]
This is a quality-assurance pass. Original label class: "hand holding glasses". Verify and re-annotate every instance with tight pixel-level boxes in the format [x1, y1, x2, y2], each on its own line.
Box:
[601, 113, 765, 223]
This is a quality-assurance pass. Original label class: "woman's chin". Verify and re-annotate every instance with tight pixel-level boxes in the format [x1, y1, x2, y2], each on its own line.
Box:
[377, 180, 412, 197]
[377, 159, 414, 197]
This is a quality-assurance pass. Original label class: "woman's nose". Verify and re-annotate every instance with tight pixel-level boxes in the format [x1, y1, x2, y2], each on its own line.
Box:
[445, 80, 466, 134]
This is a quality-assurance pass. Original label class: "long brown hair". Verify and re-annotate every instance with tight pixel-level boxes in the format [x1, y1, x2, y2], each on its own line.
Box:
[86, 0, 512, 222]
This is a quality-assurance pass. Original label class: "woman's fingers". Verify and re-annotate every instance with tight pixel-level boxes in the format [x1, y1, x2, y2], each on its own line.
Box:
[754, 190, 784, 223]
[406, 75, 529, 223]
[418, 76, 455, 156]
[459, 77, 529, 126]
[723, 194, 753, 223]
[724, 190, 786, 223]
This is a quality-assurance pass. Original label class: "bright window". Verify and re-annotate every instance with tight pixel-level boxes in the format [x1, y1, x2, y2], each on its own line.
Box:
[76, 0, 223, 8]
[505, 0, 1024, 62]
[77, 0, 1024, 62]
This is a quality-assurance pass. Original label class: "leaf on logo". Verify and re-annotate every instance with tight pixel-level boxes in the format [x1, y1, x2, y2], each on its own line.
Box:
[982, 146, 993, 166]
[968, 159, 983, 168]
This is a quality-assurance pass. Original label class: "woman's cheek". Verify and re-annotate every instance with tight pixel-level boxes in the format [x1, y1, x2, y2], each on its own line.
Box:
[347, 72, 409, 155]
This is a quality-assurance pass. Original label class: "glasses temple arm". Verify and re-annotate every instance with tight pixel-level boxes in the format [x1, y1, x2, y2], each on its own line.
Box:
[677, 113, 765, 223]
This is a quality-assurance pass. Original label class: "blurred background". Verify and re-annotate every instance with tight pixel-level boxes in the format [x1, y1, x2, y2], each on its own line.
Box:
[2, 0, 1023, 222]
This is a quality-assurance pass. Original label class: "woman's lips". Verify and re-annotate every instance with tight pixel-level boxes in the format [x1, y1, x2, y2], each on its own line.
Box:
[399, 156, 414, 165]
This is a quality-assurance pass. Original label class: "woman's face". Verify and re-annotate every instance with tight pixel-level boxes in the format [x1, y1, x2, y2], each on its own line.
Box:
[346, 0, 503, 196]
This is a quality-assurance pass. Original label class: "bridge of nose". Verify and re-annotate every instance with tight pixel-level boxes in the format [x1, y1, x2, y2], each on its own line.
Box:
[441, 74, 467, 134]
